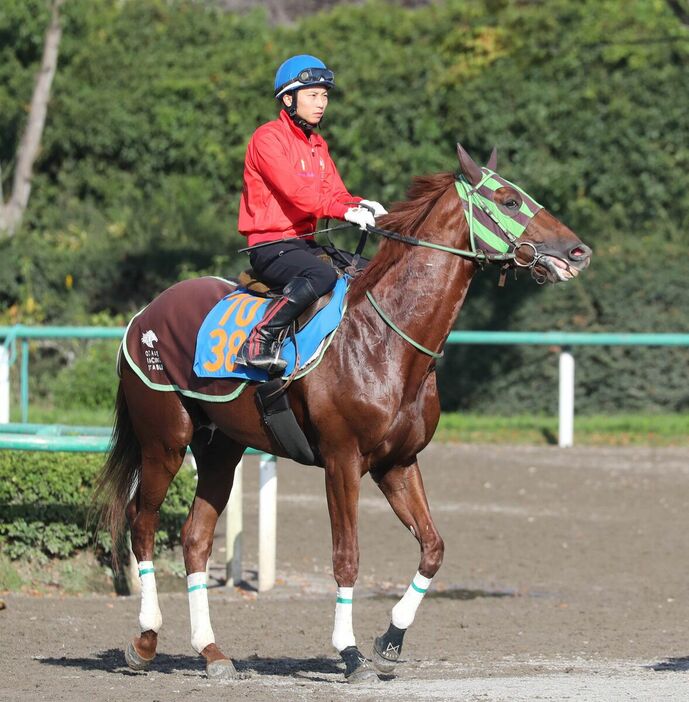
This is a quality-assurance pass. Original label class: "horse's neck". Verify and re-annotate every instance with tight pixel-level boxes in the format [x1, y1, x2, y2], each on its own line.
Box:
[362, 188, 476, 360]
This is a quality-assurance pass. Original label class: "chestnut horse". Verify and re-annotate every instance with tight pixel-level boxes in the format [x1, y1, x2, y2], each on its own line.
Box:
[95, 144, 591, 683]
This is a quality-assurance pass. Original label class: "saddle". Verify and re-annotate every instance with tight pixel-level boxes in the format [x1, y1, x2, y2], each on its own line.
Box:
[237, 266, 336, 332]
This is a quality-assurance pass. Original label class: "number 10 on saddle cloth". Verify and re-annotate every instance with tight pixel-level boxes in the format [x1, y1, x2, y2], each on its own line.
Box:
[193, 276, 349, 382]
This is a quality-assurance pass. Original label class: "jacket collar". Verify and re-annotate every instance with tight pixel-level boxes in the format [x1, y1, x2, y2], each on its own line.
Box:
[279, 109, 319, 145]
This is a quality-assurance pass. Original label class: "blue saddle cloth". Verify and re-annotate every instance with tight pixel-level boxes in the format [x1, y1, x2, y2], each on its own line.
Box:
[193, 276, 348, 382]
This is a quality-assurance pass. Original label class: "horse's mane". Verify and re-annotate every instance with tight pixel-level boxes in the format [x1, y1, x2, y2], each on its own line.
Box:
[353, 172, 457, 291]
[377, 172, 456, 236]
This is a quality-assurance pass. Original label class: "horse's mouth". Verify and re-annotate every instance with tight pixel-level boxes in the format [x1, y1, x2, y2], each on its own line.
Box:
[535, 255, 581, 284]
[516, 241, 591, 284]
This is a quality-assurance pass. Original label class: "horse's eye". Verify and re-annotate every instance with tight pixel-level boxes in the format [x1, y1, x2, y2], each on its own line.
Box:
[505, 199, 519, 209]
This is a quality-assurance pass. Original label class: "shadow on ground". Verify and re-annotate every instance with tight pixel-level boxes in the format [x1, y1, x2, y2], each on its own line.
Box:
[373, 587, 515, 602]
[235, 655, 343, 682]
[38, 649, 203, 676]
[38, 648, 344, 682]
[648, 656, 689, 672]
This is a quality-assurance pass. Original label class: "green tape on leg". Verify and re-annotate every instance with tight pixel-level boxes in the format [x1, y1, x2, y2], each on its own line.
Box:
[187, 583, 208, 593]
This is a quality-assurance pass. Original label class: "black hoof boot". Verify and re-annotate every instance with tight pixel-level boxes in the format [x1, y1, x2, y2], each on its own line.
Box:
[340, 646, 380, 684]
[372, 622, 406, 674]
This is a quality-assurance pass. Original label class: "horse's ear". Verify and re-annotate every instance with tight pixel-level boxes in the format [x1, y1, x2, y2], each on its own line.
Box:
[486, 146, 498, 171]
[456, 143, 483, 186]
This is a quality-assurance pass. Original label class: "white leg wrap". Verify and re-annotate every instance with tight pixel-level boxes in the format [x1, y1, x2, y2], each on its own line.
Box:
[187, 571, 215, 654]
[332, 586, 356, 652]
[138, 561, 162, 633]
[391, 571, 432, 630]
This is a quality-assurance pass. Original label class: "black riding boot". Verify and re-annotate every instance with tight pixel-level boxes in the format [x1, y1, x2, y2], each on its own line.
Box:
[236, 277, 319, 375]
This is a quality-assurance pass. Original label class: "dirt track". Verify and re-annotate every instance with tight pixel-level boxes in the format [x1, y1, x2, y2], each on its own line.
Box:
[3, 443, 689, 701]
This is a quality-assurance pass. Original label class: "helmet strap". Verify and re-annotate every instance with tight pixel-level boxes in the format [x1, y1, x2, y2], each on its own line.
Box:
[283, 91, 318, 134]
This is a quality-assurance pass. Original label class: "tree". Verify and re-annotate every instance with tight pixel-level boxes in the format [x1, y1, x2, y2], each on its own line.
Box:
[666, 0, 689, 27]
[218, 0, 433, 25]
[0, 0, 64, 238]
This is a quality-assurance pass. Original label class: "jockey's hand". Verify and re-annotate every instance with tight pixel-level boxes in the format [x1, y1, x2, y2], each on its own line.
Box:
[359, 199, 388, 217]
[345, 206, 377, 231]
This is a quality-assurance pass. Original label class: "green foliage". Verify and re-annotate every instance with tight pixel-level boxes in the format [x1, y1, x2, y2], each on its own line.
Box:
[0, 450, 197, 561]
[0, 553, 23, 590]
[11, 402, 113, 426]
[50, 340, 120, 411]
[435, 412, 689, 445]
[1, 0, 688, 412]
[1, 519, 89, 560]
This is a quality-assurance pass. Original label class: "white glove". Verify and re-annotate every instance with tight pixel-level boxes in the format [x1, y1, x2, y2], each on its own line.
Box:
[344, 206, 376, 231]
[359, 199, 388, 216]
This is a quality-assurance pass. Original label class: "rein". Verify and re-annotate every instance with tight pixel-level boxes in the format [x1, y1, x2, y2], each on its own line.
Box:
[366, 175, 546, 271]
[365, 222, 516, 264]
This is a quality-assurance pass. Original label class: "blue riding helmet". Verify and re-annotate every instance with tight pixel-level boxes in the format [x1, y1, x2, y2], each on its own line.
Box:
[274, 55, 335, 99]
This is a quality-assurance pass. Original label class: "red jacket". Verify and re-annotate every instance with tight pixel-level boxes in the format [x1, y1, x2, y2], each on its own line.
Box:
[238, 110, 361, 246]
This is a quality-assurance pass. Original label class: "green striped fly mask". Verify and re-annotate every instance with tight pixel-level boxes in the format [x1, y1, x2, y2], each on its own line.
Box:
[455, 144, 543, 255]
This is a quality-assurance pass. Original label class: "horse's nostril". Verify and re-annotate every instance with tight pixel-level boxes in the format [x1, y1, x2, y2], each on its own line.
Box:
[569, 245, 590, 259]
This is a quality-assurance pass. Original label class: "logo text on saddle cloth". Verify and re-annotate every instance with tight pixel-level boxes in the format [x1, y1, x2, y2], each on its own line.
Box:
[193, 277, 349, 382]
[140, 330, 164, 371]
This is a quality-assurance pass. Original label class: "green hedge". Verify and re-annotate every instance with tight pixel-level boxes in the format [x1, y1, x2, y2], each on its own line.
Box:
[0, 450, 197, 561]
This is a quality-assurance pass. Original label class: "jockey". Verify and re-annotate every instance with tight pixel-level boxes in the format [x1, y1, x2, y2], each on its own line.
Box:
[236, 54, 387, 375]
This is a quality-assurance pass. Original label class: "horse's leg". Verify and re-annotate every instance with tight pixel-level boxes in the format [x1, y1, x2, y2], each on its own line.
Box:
[325, 459, 380, 684]
[125, 442, 189, 669]
[369, 460, 444, 675]
[117, 371, 194, 671]
[182, 429, 244, 680]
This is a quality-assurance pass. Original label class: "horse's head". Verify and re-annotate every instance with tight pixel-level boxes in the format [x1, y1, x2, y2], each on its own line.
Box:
[456, 143, 591, 283]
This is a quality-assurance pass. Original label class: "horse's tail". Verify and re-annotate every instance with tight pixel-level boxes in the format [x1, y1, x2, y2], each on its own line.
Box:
[92, 381, 141, 567]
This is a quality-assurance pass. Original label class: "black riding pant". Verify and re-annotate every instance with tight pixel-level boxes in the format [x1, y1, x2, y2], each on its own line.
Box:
[248, 239, 338, 298]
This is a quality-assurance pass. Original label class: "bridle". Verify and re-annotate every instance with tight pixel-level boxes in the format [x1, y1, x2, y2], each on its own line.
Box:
[359, 170, 553, 357]
[363, 170, 551, 281]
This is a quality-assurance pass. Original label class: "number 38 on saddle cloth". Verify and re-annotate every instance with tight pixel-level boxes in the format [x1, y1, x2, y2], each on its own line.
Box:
[193, 276, 349, 382]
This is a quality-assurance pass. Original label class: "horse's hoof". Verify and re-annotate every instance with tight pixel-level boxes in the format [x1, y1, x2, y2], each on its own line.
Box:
[124, 641, 155, 671]
[371, 623, 405, 674]
[371, 632, 403, 674]
[346, 660, 380, 684]
[341, 646, 380, 684]
[206, 658, 238, 680]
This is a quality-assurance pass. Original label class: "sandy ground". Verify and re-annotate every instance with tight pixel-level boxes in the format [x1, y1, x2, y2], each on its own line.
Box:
[2, 443, 689, 701]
